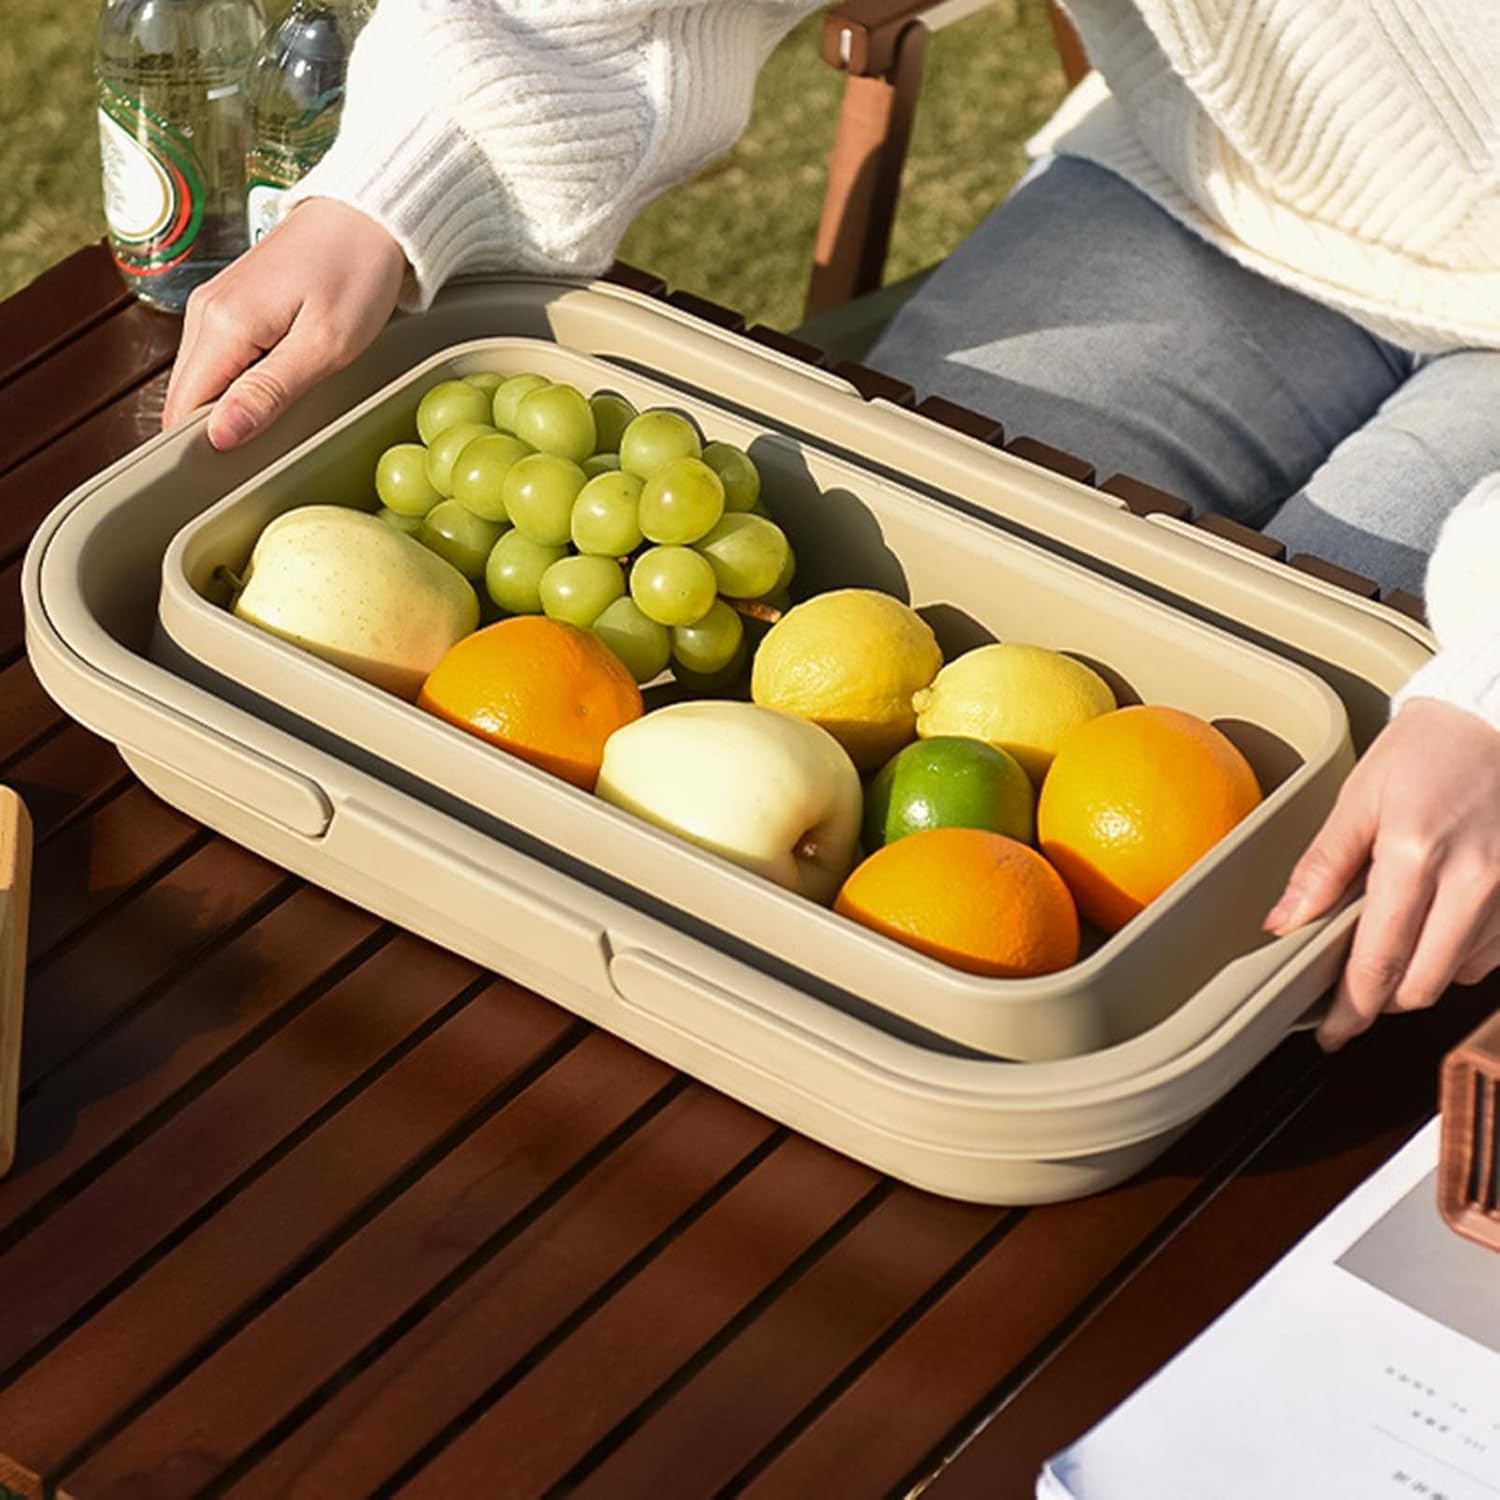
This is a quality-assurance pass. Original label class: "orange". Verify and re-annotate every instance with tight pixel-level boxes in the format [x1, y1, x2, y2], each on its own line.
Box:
[417, 616, 642, 790]
[834, 827, 1079, 978]
[1037, 705, 1262, 934]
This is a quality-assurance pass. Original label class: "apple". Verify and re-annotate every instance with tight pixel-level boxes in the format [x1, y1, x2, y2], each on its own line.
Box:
[229, 504, 479, 700]
[596, 700, 863, 903]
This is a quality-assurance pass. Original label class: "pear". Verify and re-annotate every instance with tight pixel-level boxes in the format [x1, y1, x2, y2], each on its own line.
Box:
[596, 700, 863, 904]
[229, 504, 479, 700]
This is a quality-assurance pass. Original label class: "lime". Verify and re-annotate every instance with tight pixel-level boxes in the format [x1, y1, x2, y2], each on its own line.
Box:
[864, 736, 1035, 851]
[750, 589, 943, 771]
[912, 642, 1115, 784]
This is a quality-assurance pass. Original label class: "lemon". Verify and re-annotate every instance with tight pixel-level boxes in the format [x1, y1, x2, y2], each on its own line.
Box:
[751, 589, 943, 770]
[912, 643, 1115, 784]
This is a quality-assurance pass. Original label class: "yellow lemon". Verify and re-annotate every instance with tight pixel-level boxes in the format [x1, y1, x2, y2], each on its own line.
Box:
[751, 589, 943, 771]
[912, 642, 1115, 784]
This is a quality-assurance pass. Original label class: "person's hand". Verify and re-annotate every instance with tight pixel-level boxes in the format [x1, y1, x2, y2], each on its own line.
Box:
[162, 198, 407, 450]
[1264, 697, 1500, 1052]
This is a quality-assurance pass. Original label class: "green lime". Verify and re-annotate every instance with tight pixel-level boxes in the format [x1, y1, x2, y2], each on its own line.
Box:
[864, 736, 1035, 851]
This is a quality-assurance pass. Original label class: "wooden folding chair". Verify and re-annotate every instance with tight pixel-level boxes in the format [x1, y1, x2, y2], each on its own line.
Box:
[806, 0, 1089, 320]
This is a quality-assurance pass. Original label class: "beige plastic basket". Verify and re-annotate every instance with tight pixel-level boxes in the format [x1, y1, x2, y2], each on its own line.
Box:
[157, 337, 1353, 1063]
[22, 275, 1433, 1203]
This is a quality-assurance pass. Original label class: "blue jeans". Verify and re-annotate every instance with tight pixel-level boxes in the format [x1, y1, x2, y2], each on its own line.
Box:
[869, 159, 1500, 595]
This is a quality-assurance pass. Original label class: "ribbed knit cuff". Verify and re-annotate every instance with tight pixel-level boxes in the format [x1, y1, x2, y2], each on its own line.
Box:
[1392, 636, 1500, 734]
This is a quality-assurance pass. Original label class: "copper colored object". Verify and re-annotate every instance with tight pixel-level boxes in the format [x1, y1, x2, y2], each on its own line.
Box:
[1439, 1012, 1500, 1252]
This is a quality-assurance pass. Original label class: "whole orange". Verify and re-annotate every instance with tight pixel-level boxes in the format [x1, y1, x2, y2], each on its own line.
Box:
[417, 616, 642, 790]
[835, 827, 1079, 978]
[1037, 705, 1262, 934]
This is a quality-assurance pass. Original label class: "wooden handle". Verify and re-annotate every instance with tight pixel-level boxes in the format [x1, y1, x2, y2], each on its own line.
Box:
[1, 786, 32, 1179]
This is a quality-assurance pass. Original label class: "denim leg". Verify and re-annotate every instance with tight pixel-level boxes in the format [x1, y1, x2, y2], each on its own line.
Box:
[1263, 349, 1500, 594]
[868, 158, 1413, 527]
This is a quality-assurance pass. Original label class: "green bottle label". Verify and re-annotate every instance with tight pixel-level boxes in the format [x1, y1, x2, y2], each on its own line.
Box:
[98, 80, 207, 275]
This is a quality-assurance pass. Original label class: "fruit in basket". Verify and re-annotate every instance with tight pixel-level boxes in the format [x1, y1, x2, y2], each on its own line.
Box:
[835, 828, 1079, 978]
[619, 409, 702, 478]
[1038, 705, 1263, 933]
[425, 420, 496, 498]
[571, 471, 645, 557]
[376, 442, 443, 517]
[418, 616, 642, 791]
[485, 530, 569, 615]
[630, 545, 719, 627]
[590, 392, 638, 454]
[416, 379, 493, 446]
[696, 513, 790, 599]
[670, 599, 745, 677]
[751, 589, 943, 772]
[419, 500, 507, 581]
[539, 554, 627, 628]
[639, 458, 725, 545]
[231, 505, 479, 700]
[596, 701, 862, 903]
[864, 736, 1034, 851]
[503, 454, 588, 546]
[515, 383, 597, 464]
[451, 432, 533, 521]
[913, 643, 1115, 784]
[591, 597, 672, 683]
[492, 372, 551, 432]
[702, 441, 761, 513]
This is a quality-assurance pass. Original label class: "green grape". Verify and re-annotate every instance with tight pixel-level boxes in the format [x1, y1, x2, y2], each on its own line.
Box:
[464, 371, 505, 395]
[670, 598, 744, 676]
[515, 383, 596, 463]
[629, 545, 718, 627]
[420, 500, 507, 580]
[417, 379, 494, 446]
[501, 453, 588, 546]
[701, 441, 762, 513]
[694, 513, 790, 598]
[619, 409, 702, 478]
[539, 554, 626, 628]
[571, 470, 644, 556]
[376, 505, 423, 536]
[376, 442, 443, 517]
[590, 392, 638, 454]
[485, 529, 569, 614]
[582, 452, 622, 478]
[772, 538, 797, 594]
[671, 641, 749, 696]
[639, 457, 725, 545]
[451, 433, 533, 521]
[425, 421, 495, 498]
[591, 597, 671, 683]
[492, 372, 550, 433]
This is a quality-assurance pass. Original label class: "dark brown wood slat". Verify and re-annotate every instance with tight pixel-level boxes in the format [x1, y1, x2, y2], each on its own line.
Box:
[665, 290, 747, 333]
[0, 940, 483, 1384]
[1100, 473, 1193, 521]
[226, 1084, 778, 1499]
[0, 370, 170, 569]
[734, 1035, 1330, 1500]
[923, 978, 1500, 1498]
[1194, 512, 1286, 560]
[25, 785, 204, 962]
[573, 1188, 1008, 1498]
[1003, 436, 1097, 486]
[744, 325, 827, 367]
[0, 887, 382, 1244]
[829, 359, 917, 408]
[5, 727, 129, 846]
[914, 394, 1004, 447]
[0, 1449, 49, 1500]
[64, 1032, 679, 1500]
[0, 983, 575, 1482]
[602, 261, 667, 299]
[1288, 552, 1382, 599]
[395, 1136, 879, 1499]
[19, 841, 290, 1092]
[0, 244, 129, 389]
[0, 658, 65, 768]
[1, 558, 22, 661]
[1382, 587, 1427, 624]
[0, 302, 179, 482]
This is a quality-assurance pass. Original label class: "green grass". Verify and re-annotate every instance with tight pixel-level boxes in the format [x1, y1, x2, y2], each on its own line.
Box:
[2, 2, 1065, 328]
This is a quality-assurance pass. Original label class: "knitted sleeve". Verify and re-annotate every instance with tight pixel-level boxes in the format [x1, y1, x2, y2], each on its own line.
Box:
[285, 0, 821, 308]
[1391, 473, 1500, 733]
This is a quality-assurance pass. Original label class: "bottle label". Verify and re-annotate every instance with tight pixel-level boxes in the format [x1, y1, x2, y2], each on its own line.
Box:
[98, 81, 206, 276]
[246, 180, 288, 245]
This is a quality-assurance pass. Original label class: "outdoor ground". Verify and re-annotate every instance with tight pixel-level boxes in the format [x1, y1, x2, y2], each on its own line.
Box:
[2, 2, 1065, 330]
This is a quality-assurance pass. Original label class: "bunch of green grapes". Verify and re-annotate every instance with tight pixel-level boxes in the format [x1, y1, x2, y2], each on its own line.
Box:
[374, 370, 796, 686]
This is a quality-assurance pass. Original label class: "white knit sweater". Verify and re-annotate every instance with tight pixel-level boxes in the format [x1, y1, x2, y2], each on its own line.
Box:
[290, 0, 1500, 731]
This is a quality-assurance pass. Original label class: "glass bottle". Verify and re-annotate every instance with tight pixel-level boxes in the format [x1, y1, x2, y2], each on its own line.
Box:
[245, 0, 372, 246]
[96, 0, 266, 312]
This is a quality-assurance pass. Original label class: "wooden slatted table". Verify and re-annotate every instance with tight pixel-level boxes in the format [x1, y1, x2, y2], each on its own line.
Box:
[0, 243, 1495, 1500]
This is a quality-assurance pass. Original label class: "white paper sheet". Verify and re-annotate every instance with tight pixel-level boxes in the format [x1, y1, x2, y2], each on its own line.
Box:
[1038, 1118, 1500, 1500]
